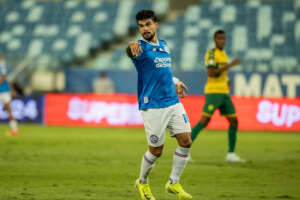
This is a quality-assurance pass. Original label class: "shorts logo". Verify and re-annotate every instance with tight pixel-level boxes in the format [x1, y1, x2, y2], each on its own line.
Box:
[150, 135, 159, 144]
[144, 97, 149, 103]
[208, 104, 214, 111]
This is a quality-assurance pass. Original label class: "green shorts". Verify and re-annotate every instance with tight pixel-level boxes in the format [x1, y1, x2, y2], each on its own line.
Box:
[202, 94, 236, 117]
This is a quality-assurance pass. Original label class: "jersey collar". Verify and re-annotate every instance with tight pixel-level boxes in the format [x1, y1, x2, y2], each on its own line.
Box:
[141, 38, 160, 46]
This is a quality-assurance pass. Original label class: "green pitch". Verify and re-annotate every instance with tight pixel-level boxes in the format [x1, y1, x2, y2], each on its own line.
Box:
[0, 125, 299, 200]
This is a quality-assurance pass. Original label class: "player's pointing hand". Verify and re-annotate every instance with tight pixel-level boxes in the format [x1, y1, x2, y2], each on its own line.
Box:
[127, 42, 143, 58]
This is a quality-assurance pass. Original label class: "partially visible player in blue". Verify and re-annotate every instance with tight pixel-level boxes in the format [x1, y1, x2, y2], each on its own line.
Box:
[0, 55, 19, 136]
[126, 10, 192, 200]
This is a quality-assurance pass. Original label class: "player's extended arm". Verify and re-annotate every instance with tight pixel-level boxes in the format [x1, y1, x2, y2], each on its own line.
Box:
[173, 77, 188, 98]
[126, 42, 143, 59]
[208, 58, 240, 77]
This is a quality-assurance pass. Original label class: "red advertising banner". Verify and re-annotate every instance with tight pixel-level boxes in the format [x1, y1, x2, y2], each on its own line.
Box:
[45, 94, 300, 132]
[45, 94, 143, 127]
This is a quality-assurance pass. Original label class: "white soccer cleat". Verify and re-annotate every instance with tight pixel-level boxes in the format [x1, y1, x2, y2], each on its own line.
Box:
[226, 153, 246, 163]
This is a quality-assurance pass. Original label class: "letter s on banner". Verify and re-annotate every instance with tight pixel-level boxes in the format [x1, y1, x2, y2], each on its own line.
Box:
[256, 100, 272, 124]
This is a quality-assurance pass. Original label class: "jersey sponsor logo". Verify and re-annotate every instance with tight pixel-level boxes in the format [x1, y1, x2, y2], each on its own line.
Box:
[150, 134, 159, 144]
[154, 57, 171, 68]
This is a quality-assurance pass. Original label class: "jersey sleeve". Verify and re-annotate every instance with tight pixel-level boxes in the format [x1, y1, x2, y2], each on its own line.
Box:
[205, 49, 217, 69]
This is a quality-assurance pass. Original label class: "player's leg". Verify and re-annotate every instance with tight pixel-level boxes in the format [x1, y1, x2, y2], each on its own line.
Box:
[139, 145, 163, 184]
[191, 116, 210, 141]
[226, 116, 238, 153]
[166, 132, 192, 200]
[136, 108, 168, 200]
[136, 145, 162, 200]
[191, 94, 219, 142]
[170, 132, 191, 184]
[166, 103, 192, 200]
[2, 93, 18, 136]
[225, 116, 245, 162]
[220, 95, 245, 162]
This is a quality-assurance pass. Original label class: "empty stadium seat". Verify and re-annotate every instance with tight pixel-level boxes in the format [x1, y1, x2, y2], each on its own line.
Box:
[105, 0, 298, 72]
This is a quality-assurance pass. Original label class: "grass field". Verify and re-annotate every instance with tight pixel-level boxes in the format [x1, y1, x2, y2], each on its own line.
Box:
[0, 125, 299, 200]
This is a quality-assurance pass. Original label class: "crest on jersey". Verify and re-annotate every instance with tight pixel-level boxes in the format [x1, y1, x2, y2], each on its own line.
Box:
[150, 135, 159, 144]
[144, 97, 149, 103]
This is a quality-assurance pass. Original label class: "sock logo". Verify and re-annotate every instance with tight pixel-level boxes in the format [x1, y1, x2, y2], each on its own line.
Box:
[149, 135, 159, 144]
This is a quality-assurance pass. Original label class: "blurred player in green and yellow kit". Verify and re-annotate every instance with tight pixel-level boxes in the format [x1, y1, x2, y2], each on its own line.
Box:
[191, 30, 245, 162]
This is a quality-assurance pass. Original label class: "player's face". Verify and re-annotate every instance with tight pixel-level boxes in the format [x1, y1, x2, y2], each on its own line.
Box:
[214, 33, 226, 50]
[137, 19, 158, 42]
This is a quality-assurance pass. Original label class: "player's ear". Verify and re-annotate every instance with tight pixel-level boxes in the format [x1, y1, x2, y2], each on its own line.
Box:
[154, 21, 159, 29]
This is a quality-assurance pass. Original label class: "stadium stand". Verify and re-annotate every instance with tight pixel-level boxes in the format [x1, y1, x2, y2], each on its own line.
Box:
[98, 0, 299, 72]
[0, 0, 159, 68]
[0, 0, 298, 93]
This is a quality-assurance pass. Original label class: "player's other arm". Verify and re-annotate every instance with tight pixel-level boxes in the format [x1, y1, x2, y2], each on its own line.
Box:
[207, 58, 240, 77]
[173, 77, 188, 98]
[125, 42, 143, 59]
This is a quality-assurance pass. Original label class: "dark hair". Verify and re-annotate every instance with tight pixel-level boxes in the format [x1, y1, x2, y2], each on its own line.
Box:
[214, 29, 225, 38]
[136, 10, 157, 23]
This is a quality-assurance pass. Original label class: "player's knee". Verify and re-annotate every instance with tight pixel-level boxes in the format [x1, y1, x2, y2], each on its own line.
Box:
[201, 117, 210, 127]
[153, 150, 163, 157]
[185, 140, 192, 148]
[180, 138, 192, 148]
[230, 118, 238, 126]
[150, 148, 163, 157]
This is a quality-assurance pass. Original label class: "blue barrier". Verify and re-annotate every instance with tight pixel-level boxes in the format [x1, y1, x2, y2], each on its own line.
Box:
[65, 69, 300, 98]
[0, 95, 44, 124]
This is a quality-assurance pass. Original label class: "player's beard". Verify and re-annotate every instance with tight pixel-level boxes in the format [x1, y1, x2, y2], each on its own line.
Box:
[143, 32, 155, 42]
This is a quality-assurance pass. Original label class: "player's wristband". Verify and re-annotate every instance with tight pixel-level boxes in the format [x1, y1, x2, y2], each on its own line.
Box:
[173, 77, 179, 85]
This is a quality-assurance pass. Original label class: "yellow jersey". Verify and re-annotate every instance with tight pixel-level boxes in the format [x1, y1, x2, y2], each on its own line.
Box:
[204, 48, 229, 94]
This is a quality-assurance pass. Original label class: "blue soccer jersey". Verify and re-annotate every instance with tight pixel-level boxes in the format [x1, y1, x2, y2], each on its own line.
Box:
[131, 39, 179, 110]
[0, 61, 10, 93]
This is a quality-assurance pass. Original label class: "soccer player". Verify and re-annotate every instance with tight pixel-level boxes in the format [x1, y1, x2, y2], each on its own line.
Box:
[126, 10, 192, 200]
[0, 55, 19, 136]
[191, 30, 244, 163]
